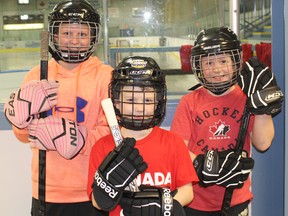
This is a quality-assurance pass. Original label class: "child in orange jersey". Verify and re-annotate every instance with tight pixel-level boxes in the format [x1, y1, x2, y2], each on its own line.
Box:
[4, 1, 112, 215]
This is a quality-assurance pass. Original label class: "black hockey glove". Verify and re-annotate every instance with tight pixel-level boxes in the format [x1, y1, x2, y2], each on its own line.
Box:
[193, 149, 254, 188]
[92, 138, 148, 211]
[119, 185, 185, 216]
[238, 57, 283, 116]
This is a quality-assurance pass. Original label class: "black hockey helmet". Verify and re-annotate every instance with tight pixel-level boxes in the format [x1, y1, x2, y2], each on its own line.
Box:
[109, 56, 167, 130]
[48, 0, 100, 63]
[191, 26, 242, 94]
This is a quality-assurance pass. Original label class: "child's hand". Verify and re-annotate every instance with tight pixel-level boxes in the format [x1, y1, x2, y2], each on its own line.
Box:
[193, 149, 254, 188]
[28, 116, 86, 159]
[92, 138, 147, 211]
[4, 80, 58, 128]
[238, 57, 283, 116]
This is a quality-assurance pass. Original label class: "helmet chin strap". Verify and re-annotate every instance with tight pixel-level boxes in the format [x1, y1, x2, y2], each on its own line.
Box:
[53, 48, 91, 63]
[209, 88, 229, 95]
[121, 117, 155, 131]
[204, 77, 237, 95]
[49, 47, 61, 61]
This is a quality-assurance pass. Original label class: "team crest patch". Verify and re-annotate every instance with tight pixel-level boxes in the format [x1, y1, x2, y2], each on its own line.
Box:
[209, 120, 231, 140]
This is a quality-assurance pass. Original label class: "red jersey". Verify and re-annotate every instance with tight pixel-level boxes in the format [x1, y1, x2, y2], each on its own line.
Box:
[87, 126, 198, 216]
[170, 85, 255, 211]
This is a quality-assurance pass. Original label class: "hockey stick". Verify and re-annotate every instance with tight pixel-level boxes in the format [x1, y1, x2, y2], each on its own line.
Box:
[101, 98, 139, 192]
[38, 30, 49, 216]
[101, 98, 122, 147]
[220, 100, 251, 216]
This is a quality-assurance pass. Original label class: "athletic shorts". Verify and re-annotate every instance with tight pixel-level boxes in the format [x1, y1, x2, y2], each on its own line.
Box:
[31, 197, 108, 216]
[184, 200, 249, 216]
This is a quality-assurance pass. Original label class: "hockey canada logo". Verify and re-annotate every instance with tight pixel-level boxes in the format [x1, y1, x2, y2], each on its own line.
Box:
[209, 120, 230, 140]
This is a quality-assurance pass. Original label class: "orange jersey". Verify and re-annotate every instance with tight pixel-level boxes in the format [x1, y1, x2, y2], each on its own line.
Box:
[13, 56, 113, 203]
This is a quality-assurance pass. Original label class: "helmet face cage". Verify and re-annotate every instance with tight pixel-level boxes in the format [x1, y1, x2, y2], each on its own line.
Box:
[192, 49, 242, 95]
[109, 56, 167, 130]
[48, 0, 101, 63]
[191, 26, 242, 95]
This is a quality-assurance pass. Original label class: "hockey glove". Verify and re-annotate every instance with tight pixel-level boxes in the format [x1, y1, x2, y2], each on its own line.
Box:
[92, 138, 147, 211]
[119, 185, 185, 216]
[248, 86, 283, 115]
[4, 80, 58, 129]
[28, 116, 86, 159]
[238, 57, 283, 116]
[193, 149, 254, 188]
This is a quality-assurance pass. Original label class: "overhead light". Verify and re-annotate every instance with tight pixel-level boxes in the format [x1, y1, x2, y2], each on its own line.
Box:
[143, 12, 152, 20]
[20, 15, 29, 20]
[18, 0, 29, 4]
[4, 23, 44, 30]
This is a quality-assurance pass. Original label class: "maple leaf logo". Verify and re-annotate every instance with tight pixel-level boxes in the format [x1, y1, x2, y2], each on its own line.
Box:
[209, 120, 230, 136]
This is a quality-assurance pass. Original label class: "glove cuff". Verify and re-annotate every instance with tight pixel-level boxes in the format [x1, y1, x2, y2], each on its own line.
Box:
[160, 188, 174, 214]
[92, 171, 122, 211]
[249, 86, 283, 115]
[4, 89, 32, 129]
[128, 186, 185, 216]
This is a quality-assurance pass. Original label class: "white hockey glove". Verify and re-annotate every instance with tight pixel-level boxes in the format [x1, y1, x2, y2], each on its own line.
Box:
[4, 80, 58, 129]
[28, 116, 87, 159]
[92, 138, 147, 211]
[119, 186, 186, 216]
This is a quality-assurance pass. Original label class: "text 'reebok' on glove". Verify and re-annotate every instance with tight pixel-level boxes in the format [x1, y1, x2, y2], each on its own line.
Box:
[92, 138, 147, 211]
[4, 80, 58, 129]
[193, 149, 254, 188]
[238, 57, 283, 116]
[28, 116, 87, 159]
[120, 185, 185, 216]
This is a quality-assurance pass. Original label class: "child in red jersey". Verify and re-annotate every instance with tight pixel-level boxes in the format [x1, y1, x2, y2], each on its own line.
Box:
[171, 26, 283, 216]
[87, 56, 198, 216]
